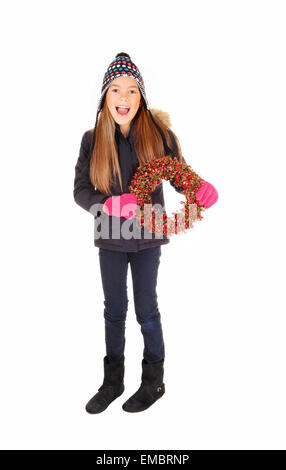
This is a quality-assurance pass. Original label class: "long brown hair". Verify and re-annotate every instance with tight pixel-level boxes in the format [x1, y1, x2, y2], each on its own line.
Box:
[89, 99, 183, 195]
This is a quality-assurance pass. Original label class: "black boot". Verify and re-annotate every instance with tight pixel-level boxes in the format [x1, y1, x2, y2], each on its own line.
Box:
[122, 358, 165, 413]
[85, 355, 125, 414]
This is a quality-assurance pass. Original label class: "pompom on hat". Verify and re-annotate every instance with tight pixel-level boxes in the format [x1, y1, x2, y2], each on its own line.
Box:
[91, 52, 174, 156]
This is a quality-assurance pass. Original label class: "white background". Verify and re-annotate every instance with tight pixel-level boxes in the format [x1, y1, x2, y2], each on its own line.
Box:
[0, 0, 285, 450]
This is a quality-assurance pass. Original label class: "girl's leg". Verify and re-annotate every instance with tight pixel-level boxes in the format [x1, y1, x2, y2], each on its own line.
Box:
[98, 248, 129, 362]
[129, 246, 165, 364]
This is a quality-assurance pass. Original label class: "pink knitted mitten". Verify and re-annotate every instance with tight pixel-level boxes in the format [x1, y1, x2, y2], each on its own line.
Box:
[195, 181, 218, 209]
[103, 193, 138, 219]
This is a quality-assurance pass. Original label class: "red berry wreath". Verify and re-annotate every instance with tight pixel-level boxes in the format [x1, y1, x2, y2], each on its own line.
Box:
[128, 157, 205, 237]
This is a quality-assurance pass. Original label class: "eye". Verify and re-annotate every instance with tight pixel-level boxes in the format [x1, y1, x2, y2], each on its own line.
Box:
[111, 89, 137, 93]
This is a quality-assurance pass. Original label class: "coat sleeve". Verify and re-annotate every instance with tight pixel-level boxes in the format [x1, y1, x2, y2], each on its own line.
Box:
[167, 130, 204, 194]
[73, 130, 109, 216]
[167, 130, 186, 194]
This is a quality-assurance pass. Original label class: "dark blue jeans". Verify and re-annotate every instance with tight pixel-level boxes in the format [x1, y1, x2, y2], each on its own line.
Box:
[98, 245, 165, 364]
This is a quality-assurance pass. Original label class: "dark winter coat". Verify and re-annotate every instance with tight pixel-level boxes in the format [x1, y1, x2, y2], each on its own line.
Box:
[73, 109, 186, 252]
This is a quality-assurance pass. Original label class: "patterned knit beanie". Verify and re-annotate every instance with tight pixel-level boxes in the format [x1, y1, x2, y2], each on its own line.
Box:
[91, 51, 173, 156]
[97, 52, 149, 112]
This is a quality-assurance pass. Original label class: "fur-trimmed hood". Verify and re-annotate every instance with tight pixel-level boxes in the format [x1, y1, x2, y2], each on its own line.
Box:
[149, 108, 172, 128]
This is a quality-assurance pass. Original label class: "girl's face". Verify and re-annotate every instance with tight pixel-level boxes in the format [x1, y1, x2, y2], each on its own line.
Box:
[106, 76, 142, 129]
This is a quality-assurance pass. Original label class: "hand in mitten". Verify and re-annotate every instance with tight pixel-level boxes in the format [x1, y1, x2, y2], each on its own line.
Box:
[120, 193, 138, 219]
[102, 196, 121, 217]
[195, 181, 218, 209]
[103, 193, 138, 219]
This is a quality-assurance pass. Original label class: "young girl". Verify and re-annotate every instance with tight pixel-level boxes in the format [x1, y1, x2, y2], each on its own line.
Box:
[73, 52, 218, 414]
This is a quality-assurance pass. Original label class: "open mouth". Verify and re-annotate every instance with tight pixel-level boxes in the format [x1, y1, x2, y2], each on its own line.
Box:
[116, 106, 130, 116]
